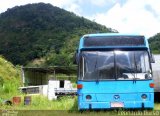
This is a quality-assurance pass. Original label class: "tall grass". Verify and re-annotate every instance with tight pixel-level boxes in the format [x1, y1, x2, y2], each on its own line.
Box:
[0, 95, 77, 110]
[0, 79, 21, 102]
[0, 55, 21, 101]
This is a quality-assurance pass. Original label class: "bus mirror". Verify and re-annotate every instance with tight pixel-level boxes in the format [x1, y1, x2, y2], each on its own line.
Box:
[73, 49, 78, 64]
[150, 54, 155, 63]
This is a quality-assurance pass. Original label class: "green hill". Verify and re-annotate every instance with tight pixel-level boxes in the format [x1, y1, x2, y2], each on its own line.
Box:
[149, 33, 160, 54]
[0, 3, 116, 66]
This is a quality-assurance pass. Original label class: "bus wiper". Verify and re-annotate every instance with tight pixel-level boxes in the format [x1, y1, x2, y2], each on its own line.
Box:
[133, 52, 138, 82]
[94, 52, 99, 82]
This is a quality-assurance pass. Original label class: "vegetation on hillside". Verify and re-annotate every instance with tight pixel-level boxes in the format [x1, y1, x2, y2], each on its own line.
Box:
[149, 33, 160, 54]
[0, 3, 116, 66]
[0, 56, 20, 100]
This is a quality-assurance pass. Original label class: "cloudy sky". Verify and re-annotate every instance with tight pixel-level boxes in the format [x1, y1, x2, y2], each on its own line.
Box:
[0, 0, 160, 38]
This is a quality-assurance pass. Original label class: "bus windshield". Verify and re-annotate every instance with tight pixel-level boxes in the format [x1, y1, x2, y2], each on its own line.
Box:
[79, 50, 151, 80]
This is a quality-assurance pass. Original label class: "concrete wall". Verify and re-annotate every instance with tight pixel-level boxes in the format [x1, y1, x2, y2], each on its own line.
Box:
[152, 55, 160, 92]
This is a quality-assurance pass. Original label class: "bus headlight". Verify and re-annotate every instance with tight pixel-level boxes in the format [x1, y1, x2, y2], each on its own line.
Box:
[141, 94, 147, 99]
[86, 95, 92, 100]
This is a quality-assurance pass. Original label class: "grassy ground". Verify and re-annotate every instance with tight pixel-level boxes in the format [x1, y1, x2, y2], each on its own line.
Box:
[154, 103, 160, 110]
[0, 95, 77, 110]
[0, 94, 160, 110]
[0, 100, 160, 116]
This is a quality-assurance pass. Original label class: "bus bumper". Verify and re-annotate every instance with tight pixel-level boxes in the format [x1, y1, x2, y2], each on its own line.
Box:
[78, 101, 154, 110]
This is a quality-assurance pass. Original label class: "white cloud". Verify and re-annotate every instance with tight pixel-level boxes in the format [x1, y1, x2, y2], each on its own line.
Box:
[90, 0, 108, 7]
[53, 0, 82, 15]
[51, 0, 76, 8]
[89, 0, 160, 38]
[65, 3, 82, 15]
[89, 0, 117, 7]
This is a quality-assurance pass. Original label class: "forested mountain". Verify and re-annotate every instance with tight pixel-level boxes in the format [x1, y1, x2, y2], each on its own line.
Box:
[0, 3, 116, 66]
[149, 33, 160, 54]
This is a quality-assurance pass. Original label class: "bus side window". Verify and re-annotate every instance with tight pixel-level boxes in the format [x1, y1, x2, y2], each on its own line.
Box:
[79, 56, 84, 80]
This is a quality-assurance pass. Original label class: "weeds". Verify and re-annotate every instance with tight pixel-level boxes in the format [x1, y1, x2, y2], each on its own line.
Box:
[0, 95, 77, 110]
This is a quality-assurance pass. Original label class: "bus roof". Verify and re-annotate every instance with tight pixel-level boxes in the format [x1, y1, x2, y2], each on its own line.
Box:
[79, 33, 149, 50]
[82, 33, 145, 38]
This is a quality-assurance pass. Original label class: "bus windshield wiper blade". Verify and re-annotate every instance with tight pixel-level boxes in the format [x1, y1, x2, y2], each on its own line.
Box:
[94, 52, 99, 82]
[133, 52, 138, 81]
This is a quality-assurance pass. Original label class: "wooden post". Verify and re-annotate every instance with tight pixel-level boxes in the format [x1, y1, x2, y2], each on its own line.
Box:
[21, 66, 25, 86]
[54, 70, 56, 80]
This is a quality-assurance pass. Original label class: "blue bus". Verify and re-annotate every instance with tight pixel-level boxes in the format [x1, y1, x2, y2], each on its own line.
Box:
[76, 33, 155, 110]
